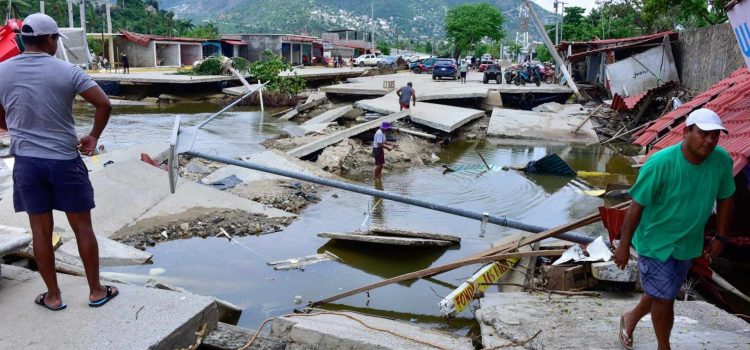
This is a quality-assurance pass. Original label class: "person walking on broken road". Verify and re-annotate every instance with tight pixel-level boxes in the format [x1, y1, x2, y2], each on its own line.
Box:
[614, 108, 735, 350]
[373, 121, 397, 181]
[396, 82, 416, 111]
[0, 13, 117, 311]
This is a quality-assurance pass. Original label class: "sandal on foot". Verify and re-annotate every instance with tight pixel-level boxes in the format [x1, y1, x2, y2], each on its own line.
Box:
[619, 315, 634, 350]
[89, 285, 119, 307]
[35, 292, 67, 311]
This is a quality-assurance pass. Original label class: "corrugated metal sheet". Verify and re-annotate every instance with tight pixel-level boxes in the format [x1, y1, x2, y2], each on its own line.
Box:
[120, 30, 206, 46]
[634, 67, 750, 175]
[558, 31, 678, 56]
[610, 83, 676, 112]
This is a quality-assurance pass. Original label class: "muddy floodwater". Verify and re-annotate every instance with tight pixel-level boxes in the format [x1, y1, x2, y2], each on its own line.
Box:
[79, 103, 637, 333]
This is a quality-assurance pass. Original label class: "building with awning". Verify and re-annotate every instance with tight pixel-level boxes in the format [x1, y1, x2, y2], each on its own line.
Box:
[221, 34, 322, 65]
[118, 30, 205, 67]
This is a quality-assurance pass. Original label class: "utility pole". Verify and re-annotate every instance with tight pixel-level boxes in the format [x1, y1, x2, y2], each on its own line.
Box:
[39, 1, 45, 14]
[67, 0, 73, 27]
[559, 1, 566, 43]
[79, 0, 86, 31]
[106, 2, 113, 62]
[371, 0, 375, 54]
[522, 0, 581, 99]
[554, 0, 559, 45]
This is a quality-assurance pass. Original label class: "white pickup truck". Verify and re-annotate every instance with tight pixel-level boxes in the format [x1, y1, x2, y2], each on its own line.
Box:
[355, 54, 381, 67]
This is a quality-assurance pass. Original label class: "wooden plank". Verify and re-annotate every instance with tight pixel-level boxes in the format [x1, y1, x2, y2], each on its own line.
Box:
[287, 110, 410, 158]
[310, 250, 565, 307]
[369, 227, 461, 243]
[571, 105, 601, 134]
[391, 127, 437, 139]
[311, 202, 631, 307]
[297, 93, 326, 112]
[269, 107, 294, 118]
[318, 232, 454, 247]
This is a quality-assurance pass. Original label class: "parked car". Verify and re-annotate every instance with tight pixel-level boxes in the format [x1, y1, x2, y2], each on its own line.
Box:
[412, 57, 437, 74]
[432, 58, 460, 80]
[377, 55, 398, 67]
[478, 59, 495, 72]
[481, 53, 492, 62]
[482, 64, 502, 84]
[355, 54, 381, 66]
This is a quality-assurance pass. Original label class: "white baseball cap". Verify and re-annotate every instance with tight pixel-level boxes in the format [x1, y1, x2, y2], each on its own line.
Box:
[21, 13, 67, 39]
[686, 108, 728, 134]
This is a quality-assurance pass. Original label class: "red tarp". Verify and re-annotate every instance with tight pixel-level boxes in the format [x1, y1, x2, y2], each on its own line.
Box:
[0, 25, 21, 63]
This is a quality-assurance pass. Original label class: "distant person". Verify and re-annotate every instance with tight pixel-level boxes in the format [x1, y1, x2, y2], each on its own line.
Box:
[0, 13, 117, 311]
[339, 55, 344, 68]
[333, 56, 338, 68]
[614, 108, 734, 350]
[396, 82, 416, 111]
[459, 59, 468, 84]
[372, 121, 397, 181]
[121, 52, 129, 74]
[302, 54, 308, 66]
[470, 56, 476, 70]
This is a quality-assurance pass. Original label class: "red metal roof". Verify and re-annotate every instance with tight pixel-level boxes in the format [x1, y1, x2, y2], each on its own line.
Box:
[220, 39, 246, 46]
[119, 30, 207, 46]
[634, 67, 750, 175]
[610, 83, 676, 112]
[560, 32, 678, 61]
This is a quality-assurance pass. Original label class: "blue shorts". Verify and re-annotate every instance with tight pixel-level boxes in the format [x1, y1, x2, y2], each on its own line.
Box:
[12, 155, 95, 214]
[638, 255, 692, 300]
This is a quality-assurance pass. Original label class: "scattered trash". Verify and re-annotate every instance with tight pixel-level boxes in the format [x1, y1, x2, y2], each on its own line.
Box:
[294, 295, 303, 304]
[267, 251, 342, 271]
[159, 230, 169, 239]
[553, 236, 612, 265]
[206, 175, 243, 190]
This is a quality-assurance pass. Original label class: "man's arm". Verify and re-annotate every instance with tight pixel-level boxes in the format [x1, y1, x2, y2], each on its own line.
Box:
[707, 196, 734, 258]
[614, 201, 644, 269]
[396, 87, 402, 98]
[0, 104, 6, 131]
[411, 90, 416, 105]
[78, 86, 112, 155]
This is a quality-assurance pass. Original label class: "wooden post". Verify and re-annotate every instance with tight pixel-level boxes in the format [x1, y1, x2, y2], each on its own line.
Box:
[522, 0, 582, 99]
[571, 105, 601, 134]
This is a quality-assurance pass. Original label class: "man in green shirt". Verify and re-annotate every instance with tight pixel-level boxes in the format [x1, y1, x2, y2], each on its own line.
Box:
[614, 108, 735, 350]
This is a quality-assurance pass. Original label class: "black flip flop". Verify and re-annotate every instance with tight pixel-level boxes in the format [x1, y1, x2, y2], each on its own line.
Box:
[35, 292, 67, 311]
[89, 285, 119, 307]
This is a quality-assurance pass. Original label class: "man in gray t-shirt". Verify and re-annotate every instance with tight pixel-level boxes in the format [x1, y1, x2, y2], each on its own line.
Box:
[0, 13, 117, 311]
[396, 82, 416, 111]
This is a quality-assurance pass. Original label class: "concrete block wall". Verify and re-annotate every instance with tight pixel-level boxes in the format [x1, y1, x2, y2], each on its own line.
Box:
[156, 42, 180, 66]
[180, 44, 202, 66]
[116, 40, 156, 67]
[674, 22, 746, 93]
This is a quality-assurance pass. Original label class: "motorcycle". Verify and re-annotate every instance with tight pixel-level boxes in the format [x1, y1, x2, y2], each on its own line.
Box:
[541, 63, 554, 84]
[513, 63, 541, 86]
[504, 64, 519, 84]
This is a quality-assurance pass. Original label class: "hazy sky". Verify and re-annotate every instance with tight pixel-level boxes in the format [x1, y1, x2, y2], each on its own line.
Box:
[534, 0, 599, 13]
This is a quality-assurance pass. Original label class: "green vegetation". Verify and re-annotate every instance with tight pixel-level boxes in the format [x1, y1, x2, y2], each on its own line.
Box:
[250, 50, 306, 95]
[188, 56, 251, 76]
[377, 41, 391, 56]
[1, 0, 218, 39]
[444, 3, 505, 58]
[535, 44, 552, 63]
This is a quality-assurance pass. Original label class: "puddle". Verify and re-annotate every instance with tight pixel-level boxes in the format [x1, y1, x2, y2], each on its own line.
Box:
[98, 105, 637, 332]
